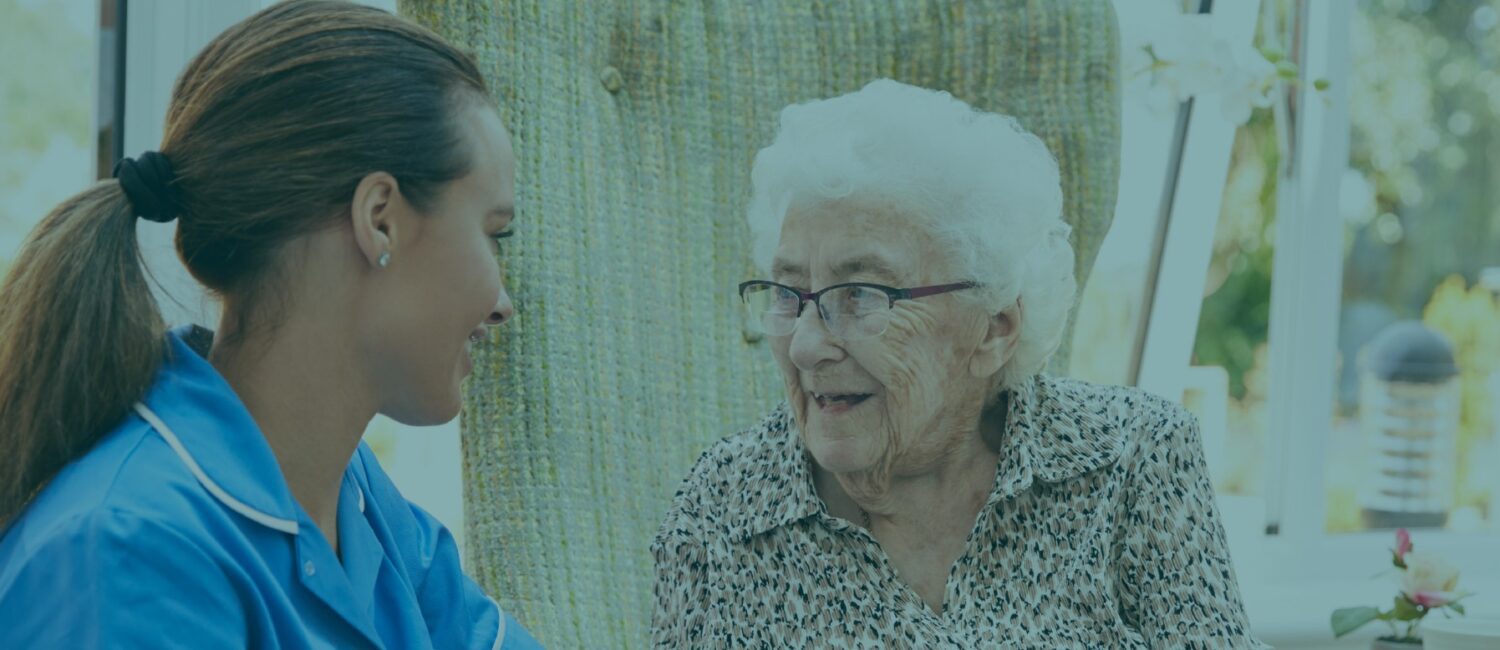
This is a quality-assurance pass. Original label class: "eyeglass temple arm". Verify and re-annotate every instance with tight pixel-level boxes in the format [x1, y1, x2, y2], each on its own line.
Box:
[900, 281, 979, 300]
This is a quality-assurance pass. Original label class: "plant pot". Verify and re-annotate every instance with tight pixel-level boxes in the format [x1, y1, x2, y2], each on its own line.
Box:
[1372, 638, 1422, 649]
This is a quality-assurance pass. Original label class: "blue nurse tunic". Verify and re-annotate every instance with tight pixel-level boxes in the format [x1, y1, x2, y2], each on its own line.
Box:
[0, 327, 543, 649]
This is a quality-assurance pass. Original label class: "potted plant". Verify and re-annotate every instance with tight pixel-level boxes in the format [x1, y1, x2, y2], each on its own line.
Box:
[1331, 529, 1472, 647]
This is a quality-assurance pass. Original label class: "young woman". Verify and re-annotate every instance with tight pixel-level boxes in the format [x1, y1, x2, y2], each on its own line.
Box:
[0, 1, 541, 647]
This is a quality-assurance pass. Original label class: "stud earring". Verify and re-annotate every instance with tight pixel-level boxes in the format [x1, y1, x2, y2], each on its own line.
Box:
[377, 252, 391, 268]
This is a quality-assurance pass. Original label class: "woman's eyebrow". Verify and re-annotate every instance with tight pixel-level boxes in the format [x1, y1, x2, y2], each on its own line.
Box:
[771, 258, 804, 279]
[831, 254, 897, 281]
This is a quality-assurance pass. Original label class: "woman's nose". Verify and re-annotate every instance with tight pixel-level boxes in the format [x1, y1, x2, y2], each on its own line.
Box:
[787, 304, 843, 369]
[486, 286, 514, 326]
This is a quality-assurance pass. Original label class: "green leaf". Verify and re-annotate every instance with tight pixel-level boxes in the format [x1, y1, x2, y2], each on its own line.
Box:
[1332, 607, 1381, 638]
[1392, 595, 1424, 622]
[1450, 602, 1466, 615]
[1313, 78, 1330, 91]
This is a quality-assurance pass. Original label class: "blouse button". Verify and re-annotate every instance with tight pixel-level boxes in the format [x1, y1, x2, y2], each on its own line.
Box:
[303, 560, 316, 577]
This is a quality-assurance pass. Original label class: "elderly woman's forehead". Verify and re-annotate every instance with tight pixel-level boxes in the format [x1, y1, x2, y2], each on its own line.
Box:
[772, 249, 903, 276]
[773, 237, 946, 286]
[775, 197, 953, 269]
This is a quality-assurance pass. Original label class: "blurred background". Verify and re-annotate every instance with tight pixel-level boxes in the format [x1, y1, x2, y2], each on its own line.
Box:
[2, 0, 1497, 646]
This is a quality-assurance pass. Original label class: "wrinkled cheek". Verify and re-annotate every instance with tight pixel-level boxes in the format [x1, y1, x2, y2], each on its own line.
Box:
[868, 348, 942, 434]
[873, 309, 945, 407]
[785, 372, 809, 432]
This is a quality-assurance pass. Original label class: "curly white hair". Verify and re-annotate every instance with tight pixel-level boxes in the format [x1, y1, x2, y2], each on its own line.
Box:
[746, 79, 1076, 390]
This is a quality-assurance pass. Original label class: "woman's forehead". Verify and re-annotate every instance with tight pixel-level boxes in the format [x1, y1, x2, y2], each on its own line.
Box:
[774, 213, 930, 282]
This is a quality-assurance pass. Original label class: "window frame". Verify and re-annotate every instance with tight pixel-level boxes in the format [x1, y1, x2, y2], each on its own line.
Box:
[1154, 0, 1500, 640]
[1113, 0, 1500, 640]
[1258, 0, 1500, 562]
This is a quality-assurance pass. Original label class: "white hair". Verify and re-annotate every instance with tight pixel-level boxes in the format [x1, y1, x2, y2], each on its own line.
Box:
[746, 79, 1076, 390]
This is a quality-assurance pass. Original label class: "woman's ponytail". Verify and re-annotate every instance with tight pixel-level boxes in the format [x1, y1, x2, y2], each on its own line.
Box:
[0, 180, 165, 529]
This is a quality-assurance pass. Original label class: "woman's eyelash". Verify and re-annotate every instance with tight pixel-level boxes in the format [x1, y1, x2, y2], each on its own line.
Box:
[492, 230, 515, 241]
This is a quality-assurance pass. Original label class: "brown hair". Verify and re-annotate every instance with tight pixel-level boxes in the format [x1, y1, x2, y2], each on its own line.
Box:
[0, 0, 490, 529]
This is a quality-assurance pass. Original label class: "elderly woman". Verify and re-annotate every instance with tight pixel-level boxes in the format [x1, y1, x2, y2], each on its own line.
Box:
[651, 80, 1264, 648]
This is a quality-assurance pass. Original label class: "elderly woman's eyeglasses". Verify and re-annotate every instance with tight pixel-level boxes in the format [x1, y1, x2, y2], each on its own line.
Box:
[738, 280, 980, 340]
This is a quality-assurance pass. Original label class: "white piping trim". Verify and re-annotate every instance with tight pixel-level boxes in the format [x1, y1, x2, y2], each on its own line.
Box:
[491, 598, 507, 650]
[357, 486, 365, 513]
[133, 402, 300, 535]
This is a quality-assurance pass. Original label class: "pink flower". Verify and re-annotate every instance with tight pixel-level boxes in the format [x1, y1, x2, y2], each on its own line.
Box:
[1394, 528, 1412, 562]
[1409, 591, 1455, 608]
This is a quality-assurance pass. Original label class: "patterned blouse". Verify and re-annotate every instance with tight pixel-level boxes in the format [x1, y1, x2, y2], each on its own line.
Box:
[651, 374, 1266, 648]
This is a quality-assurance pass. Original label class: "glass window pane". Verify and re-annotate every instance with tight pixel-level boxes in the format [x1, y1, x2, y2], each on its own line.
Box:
[1190, 111, 1279, 499]
[1325, 0, 1500, 534]
[1067, 0, 1188, 387]
[1176, 2, 1294, 501]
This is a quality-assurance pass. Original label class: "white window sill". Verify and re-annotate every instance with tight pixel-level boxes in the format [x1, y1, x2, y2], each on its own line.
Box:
[1217, 497, 1500, 649]
[1243, 581, 1499, 649]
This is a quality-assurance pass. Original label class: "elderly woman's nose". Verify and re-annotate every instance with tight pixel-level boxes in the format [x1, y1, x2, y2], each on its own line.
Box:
[787, 306, 843, 369]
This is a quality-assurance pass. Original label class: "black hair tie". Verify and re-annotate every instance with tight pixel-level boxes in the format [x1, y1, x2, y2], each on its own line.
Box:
[113, 151, 180, 223]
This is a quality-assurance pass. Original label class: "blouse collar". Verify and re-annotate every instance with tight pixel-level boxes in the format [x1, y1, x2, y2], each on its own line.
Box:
[726, 373, 1128, 542]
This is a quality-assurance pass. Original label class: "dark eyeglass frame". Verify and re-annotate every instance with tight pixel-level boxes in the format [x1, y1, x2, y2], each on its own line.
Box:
[737, 279, 980, 337]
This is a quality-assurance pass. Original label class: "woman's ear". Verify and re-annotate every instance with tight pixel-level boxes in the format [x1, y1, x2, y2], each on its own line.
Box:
[969, 298, 1023, 380]
[349, 171, 401, 268]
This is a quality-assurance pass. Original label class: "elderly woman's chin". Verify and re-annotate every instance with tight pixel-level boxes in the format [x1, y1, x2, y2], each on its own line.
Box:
[801, 407, 888, 475]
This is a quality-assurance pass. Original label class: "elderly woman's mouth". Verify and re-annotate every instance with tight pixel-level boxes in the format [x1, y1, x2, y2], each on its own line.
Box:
[811, 392, 874, 413]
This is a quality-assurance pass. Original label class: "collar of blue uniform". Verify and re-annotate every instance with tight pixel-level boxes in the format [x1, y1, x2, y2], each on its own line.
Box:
[726, 373, 1128, 542]
[133, 325, 303, 534]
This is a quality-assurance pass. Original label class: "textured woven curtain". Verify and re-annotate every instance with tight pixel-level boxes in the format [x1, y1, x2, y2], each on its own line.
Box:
[400, 1, 1120, 646]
